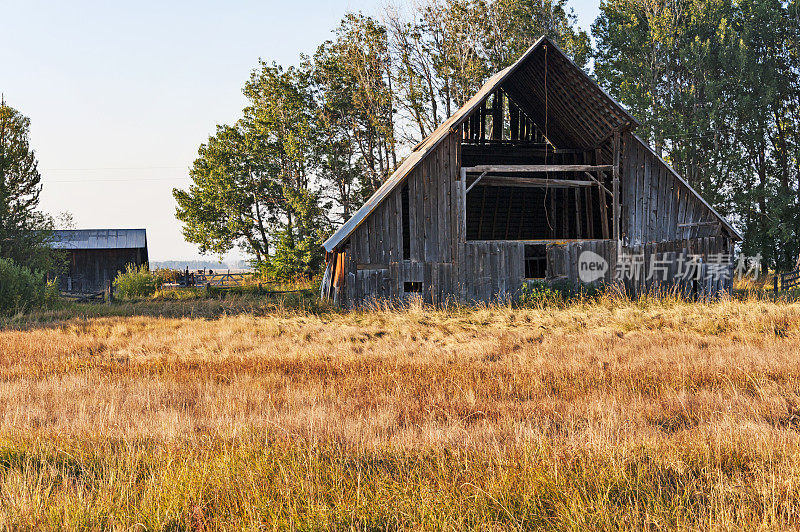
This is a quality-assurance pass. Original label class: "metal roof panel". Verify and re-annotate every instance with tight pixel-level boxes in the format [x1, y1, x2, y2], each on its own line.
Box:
[49, 229, 148, 250]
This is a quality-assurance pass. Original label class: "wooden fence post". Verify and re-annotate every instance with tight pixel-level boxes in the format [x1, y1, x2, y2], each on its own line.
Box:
[104, 279, 114, 304]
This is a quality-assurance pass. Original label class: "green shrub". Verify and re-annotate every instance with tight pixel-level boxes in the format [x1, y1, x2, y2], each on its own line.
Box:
[153, 268, 180, 287]
[0, 258, 54, 315]
[113, 264, 159, 299]
[518, 280, 605, 308]
[518, 281, 564, 308]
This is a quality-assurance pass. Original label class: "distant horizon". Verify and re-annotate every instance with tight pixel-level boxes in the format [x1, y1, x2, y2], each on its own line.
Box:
[150, 259, 253, 269]
[2, 0, 600, 262]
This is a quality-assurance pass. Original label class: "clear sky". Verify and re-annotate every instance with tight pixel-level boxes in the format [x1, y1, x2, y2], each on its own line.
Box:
[1, 0, 600, 262]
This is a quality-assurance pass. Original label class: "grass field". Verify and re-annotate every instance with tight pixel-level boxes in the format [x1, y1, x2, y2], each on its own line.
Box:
[1, 290, 800, 529]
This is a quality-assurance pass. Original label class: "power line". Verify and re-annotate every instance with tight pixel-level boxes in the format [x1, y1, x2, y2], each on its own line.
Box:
[45, 177, 191, 183]
[40, 166, 187, 171]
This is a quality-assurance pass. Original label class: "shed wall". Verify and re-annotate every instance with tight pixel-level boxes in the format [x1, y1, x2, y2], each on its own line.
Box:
[60, 248, 146, 293]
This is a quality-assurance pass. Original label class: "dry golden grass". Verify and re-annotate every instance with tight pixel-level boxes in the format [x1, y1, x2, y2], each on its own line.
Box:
[1, 293, 800, 529]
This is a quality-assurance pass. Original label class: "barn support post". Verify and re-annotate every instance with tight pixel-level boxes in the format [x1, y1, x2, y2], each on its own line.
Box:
[612, 130, 621, 247]
[459, 150, 468, 302]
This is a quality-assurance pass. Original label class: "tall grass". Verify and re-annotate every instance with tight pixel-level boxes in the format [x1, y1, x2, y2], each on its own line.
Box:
[3, 433, 798, 530]
[0, 294, 799, 528]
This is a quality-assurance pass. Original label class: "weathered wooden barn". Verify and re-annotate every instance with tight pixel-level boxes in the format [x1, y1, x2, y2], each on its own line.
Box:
[49, 229, 149, 293]
[320, 36, 741, 306]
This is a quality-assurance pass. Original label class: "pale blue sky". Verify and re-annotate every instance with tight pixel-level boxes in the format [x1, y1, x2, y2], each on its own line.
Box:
[1, 0, 600, 261]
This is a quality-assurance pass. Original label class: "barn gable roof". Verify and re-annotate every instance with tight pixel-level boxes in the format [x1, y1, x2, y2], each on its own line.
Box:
[323, 35, 739, 252]
[49, 229, 148, 250]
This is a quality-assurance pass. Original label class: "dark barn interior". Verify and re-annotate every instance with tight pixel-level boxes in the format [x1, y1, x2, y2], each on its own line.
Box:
[460, 88, 613, 247]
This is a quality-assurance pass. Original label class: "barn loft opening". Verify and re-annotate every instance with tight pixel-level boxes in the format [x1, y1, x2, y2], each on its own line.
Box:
[465, 183, 609, 240]
[461, 52, 613, 241]
[456, 37, 629, 244]
[461, 89, 614, 242]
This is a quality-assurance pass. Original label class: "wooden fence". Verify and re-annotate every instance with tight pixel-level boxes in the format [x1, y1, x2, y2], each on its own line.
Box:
[173, 270, 253, 288]
[192, 271, 251, 287]
[779, 269, 800, 291]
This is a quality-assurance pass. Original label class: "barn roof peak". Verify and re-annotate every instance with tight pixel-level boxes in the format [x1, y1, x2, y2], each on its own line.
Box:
[323, 35, 739, 252]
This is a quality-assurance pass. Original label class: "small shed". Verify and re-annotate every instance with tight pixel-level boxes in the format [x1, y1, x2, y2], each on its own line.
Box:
[49, 229, 149, 293]
[320, 36, 741, 307]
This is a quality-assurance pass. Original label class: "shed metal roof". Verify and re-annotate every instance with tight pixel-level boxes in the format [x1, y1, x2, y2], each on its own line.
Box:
[49, 229, 148, 250]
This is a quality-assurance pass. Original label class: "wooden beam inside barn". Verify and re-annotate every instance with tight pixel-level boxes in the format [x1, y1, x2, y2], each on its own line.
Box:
[465, 170, 489, 194]
[583, 172, 612, 196]
[463, 164, 614, 173]
[478, 176, 596, 188]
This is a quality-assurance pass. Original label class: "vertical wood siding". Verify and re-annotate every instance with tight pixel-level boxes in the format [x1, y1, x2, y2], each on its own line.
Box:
[621, 133, 730, 245]
[459, 237, 732, 302]
[343, 129, 462, 306]
[617, 237, 735, 299]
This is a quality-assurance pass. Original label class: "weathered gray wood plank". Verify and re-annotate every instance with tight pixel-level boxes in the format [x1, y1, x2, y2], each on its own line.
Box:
[463, 164, 615, 173]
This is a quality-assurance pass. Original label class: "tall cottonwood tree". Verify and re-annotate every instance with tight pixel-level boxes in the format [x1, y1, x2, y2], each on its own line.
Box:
[174, 123, 274, 262]
[594, 0, 800, 268]
[175, 64, 329, 278]
[242, 62, 330, 277]
[313, 13, 398, 216]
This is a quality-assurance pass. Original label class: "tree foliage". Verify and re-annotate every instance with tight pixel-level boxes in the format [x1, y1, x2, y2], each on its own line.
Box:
[175, 64, 330, 278]
[312, 13, 399, 218]
[0, 100, 56, 272]
[594, 0, 800, 268]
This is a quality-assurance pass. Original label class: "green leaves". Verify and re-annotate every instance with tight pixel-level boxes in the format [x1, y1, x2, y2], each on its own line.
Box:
[313, 13, 397, 207]
[175, 63, 329, 279]
[0, 101, 57, 272]
[594, 0, 800, 268]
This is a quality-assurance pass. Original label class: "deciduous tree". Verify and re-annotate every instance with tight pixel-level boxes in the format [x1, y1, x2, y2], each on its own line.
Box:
[174, 64, 329, 278]
[594, 0, 800, 268]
